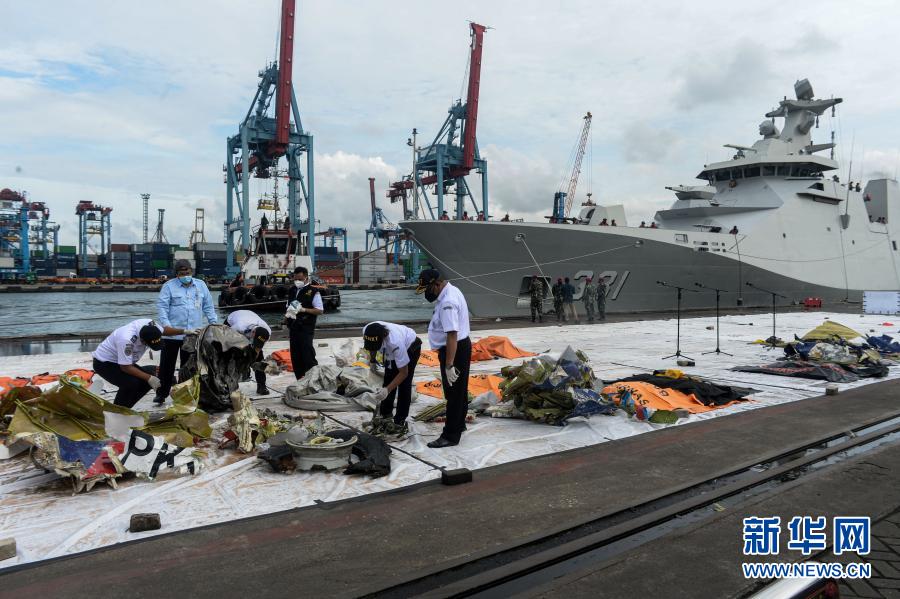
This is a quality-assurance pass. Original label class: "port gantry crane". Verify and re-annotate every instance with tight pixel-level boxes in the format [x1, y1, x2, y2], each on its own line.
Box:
[552, 111, 593, 222]
[387, 22, 489, 221]
[0, 189, 58, 277]
[224, 0, 315, 276]
[366, 177, 412, 265]
[75, 200, 112, 272]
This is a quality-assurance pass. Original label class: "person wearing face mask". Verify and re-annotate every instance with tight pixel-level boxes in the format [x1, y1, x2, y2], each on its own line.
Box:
[92, 319, 186, 408]
[225, 309, 272, 395]
[285, 266, 324, 379]
[155, 259, 218, 403]
[415, 268, 471, 448]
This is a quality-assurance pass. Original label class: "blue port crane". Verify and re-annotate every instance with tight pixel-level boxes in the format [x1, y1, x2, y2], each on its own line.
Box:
[76, 200, 112, 272]
[224, 0, 315, 275]
[552, 112, 593, 222]
[0, 189, 59, 278]
[387, 23, 489, 221]
[366, 177, 397, 251]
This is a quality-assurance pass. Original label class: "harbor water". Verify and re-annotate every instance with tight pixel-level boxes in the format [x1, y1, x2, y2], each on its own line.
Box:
[0, 289, 435, 356]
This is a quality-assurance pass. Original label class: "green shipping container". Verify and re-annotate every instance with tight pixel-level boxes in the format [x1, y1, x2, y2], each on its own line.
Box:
[58, 246, 77, 255]
[151, 258, 171, 268]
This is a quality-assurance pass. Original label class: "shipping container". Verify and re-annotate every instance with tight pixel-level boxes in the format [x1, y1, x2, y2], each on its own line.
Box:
[193, 242, 227, 252]
[56, 268, 77, 277]
[110, 243, 130, 252]
[194, 250, 228, 260]
[151, 258, 171, 268]
[110, 268, 131, 278]
[173, 250, 194, 261]
[58, 245, 77, 255]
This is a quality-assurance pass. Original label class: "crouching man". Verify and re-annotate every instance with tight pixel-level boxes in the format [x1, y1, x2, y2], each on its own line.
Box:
[362, 321, 422, 434]
[92, 319, 185, 408]
[226, 309, 272, 395]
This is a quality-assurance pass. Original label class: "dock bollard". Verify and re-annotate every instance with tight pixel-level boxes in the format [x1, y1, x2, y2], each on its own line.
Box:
[442, 468, 473, 486]
[825, 384, 839, 396]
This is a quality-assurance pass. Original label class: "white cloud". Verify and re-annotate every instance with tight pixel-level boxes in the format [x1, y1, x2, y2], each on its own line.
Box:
[2, 0, 900, 253]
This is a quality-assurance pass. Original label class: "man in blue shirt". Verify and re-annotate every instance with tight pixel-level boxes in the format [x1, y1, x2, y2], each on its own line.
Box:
[155, 259, 218, 403]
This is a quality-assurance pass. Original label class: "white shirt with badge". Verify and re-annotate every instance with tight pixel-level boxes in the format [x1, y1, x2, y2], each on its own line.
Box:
[427, 282, 471, 349]
[226, 310, 271, 341]
[366, 321, 419, 368]
[92, 319, 163, 366]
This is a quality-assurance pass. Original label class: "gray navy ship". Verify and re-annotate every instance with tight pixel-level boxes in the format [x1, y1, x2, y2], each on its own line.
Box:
[402, 79, 900, 317]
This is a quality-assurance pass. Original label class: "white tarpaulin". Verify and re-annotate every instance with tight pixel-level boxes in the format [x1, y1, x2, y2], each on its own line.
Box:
[0, 311, 898, 566]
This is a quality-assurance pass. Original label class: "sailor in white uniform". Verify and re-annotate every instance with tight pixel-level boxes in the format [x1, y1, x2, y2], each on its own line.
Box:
[415, 269, 472, 448]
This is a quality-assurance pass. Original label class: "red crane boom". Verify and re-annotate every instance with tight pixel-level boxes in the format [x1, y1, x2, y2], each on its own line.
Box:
[462, 23, 486, 170]
[272, 0, 296, 154]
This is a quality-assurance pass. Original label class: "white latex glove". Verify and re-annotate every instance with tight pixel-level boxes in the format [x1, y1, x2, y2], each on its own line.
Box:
[147, 375, 161, 390]
[445, 366, 460, 386]
[374, 387, 389, 402]
[184, 328, 199, 336]
[285, 307, 298, 320]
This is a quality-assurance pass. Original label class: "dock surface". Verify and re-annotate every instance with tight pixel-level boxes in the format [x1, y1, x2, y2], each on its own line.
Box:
[2, 378, 899, 598]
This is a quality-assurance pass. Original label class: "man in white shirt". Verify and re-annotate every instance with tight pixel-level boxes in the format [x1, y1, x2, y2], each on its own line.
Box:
[92, 319, 185, 407]
[226, 309, 272, 395]
[415, 269, 472, 448]
[362, 321, 422, 431]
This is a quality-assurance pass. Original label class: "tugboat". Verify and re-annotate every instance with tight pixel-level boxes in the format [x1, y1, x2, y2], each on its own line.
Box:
[218, 224, 341, 313]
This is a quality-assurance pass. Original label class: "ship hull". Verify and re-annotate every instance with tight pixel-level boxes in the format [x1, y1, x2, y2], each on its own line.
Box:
[401, 221, 864, 318]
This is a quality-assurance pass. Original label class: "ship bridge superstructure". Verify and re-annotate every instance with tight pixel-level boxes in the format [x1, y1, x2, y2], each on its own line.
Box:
[656, 79, 846, 230]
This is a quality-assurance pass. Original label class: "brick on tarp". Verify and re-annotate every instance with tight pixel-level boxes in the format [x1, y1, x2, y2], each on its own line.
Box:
[0, 538, 16, 561]
[129, 513, 161, 533]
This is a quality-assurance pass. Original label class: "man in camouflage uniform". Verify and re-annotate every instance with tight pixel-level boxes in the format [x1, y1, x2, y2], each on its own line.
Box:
[582, 277, 597, 322]
[596, 276, 608, 321]
[552, 278, 565, 322]
[528, 275, 544, 323]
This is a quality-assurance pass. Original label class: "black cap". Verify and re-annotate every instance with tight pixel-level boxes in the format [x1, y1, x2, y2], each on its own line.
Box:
[140, 324, 163, 349]
[252, 327, 270, 349]
[415, 268, 441, 294]
[363, 322, 387, 352]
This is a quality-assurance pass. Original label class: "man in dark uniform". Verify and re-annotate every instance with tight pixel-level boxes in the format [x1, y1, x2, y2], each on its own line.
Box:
[597, 276, 609, 321]
[285, 266, 323, 379]
[528, 275, 543, 323]
[552, 278, 564, 322]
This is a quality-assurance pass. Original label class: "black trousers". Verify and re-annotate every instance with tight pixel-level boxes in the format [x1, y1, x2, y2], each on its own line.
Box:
[157, 339, 189, 397]
[289, 322, 318, 379]
[243, 346, 267, 387]
[379, 338, 422, 424]
[438, 336, 472, 444]
[92, 358, 157, 408]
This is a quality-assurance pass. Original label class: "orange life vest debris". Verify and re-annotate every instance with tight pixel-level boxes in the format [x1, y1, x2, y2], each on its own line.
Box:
[418, 336, 536, 368]
[0, 376, 30, 398]
[416, 374, 505, 400]
[271, 349, 294, 372]
[601, 381, 741, 414]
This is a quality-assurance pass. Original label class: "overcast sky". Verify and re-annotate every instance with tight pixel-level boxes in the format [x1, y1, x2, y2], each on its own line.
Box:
[2, 0, 900, 251]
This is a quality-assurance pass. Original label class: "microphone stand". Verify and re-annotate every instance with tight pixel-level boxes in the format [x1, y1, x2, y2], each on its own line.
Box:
[746, 281, 788, 349]
[657, 281, 697, 361]
[694, 282, 732, 356]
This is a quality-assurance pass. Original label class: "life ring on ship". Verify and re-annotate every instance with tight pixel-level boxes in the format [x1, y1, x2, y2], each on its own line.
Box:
[728, 179, 737, 188]
[218, 289, 233, 307]
[272, 284, 289, 300]
[228, 286, 248, 306]
[246, 284, 270, 305]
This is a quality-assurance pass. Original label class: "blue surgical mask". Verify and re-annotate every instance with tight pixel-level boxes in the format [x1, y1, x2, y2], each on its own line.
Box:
[179, 275, 193, 285]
